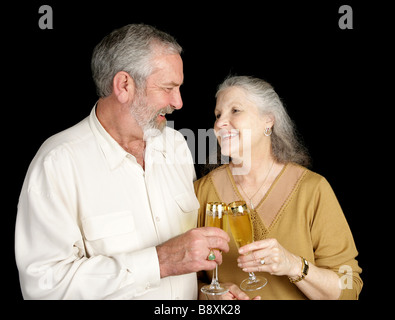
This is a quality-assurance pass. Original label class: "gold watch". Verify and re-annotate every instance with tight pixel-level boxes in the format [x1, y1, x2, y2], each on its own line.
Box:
[289, 257, 309, 283]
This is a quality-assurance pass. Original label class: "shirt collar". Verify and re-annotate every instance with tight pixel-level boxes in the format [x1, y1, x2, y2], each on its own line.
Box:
[89, 104, 168, 170]
[89, 105, 130, 170]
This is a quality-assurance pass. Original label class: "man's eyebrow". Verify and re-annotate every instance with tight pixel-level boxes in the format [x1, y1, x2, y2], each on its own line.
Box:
[163, 81, 183, 87]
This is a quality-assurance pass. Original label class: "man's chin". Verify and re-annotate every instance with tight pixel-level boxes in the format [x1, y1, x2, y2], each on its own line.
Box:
[143, 121, 166, 139]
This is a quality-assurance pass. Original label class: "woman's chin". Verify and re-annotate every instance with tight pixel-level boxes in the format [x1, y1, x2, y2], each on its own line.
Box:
[220, 149, 242, 163]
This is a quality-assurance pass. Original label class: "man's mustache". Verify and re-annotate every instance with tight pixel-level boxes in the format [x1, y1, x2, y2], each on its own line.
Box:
[155, 105, 174, 117]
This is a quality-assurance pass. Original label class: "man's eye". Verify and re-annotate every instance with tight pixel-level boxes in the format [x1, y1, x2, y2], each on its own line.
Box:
[215, 113, 221, 119]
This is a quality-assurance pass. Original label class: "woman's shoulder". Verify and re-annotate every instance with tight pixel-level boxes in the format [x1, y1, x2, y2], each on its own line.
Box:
[194, 164, 229, 187]
[288, 163, 334, 195]
[194, 165, 230, 203]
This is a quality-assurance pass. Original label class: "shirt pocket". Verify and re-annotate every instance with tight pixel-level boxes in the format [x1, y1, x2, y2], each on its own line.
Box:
[174, 192, 200, 213]
[82, 210, 138, 255]
[173, 192, 200, 232]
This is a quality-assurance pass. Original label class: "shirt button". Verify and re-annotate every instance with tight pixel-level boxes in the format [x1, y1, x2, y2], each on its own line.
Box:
[155, 216, 160, 222]
[145, 282, 151, 290]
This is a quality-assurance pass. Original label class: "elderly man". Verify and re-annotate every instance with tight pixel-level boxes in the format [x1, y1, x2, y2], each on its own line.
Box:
[15, 24, 229, 299]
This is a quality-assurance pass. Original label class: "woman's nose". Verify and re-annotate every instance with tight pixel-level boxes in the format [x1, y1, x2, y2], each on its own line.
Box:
[215, 115, 229, 130]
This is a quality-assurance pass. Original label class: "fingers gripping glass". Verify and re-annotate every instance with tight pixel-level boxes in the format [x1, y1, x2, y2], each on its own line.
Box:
[228, 201, 268, 291]
[200, 202, 229, 295]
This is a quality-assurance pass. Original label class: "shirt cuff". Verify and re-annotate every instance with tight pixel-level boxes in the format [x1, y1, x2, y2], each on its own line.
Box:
[120, 246, 161, 296]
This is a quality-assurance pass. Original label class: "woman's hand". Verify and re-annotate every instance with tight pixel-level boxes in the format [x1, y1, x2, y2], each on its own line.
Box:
[238, 238, 301, 278]
[201, 282, 261, 300]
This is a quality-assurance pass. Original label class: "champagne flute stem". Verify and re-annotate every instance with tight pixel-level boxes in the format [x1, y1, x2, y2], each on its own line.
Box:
[210, 264, 220, 288]
[249, 272, 257, 282]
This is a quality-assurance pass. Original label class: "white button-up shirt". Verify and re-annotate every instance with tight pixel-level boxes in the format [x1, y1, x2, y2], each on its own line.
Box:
[15, 106, 200, 299]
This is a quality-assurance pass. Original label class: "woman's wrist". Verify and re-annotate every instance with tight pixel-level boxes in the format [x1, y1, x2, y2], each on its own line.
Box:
[288, 256, 309, 283]
[288, 254, 303, 279]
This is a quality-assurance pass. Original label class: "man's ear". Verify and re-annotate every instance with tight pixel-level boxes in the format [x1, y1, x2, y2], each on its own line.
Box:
[112, 71, 136, 104]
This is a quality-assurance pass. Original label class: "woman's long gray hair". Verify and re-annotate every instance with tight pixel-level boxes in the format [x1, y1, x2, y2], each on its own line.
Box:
[207, 75, 310, 172]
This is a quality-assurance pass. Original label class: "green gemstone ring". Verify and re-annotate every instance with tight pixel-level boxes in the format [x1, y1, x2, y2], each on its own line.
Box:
[208, 250, 216, 261]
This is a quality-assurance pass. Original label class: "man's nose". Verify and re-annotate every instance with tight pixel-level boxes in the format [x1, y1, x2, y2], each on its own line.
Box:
[171, 88, 183, 110]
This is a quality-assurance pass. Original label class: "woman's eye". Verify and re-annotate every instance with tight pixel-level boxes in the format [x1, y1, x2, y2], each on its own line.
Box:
[232, 108, 240, 113]
[215, 113, 221, 119]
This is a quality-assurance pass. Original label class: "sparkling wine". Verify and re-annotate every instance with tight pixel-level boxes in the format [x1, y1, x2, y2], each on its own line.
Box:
[201, 202, 229, 295]
[228, 212, 253, 249]
[227, 200, 267, 291]
[205, 202, 225, 228]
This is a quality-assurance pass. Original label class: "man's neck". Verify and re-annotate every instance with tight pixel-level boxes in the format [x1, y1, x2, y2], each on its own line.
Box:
[96, 97, 146, 169]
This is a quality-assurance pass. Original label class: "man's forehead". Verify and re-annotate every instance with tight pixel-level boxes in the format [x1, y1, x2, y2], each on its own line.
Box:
[149, 55, 184, 85]
[152, 53, 183, 69]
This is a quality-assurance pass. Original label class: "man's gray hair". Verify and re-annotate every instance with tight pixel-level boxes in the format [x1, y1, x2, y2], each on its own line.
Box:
[216, 76, 310, 167]
[91, 24, 182, 98]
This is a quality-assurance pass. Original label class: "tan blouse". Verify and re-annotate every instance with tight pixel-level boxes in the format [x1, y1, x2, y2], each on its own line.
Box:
[194, 163, 362, 300]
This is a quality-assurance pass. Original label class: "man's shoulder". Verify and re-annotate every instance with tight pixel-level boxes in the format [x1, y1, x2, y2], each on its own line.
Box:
[32, 116, 92, 164]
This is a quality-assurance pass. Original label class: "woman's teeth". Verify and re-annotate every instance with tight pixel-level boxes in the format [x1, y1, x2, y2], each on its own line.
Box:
[222, 133, 238, 139]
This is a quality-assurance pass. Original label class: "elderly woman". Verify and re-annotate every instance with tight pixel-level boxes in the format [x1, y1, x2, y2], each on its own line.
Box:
[194, 76, 362, 300]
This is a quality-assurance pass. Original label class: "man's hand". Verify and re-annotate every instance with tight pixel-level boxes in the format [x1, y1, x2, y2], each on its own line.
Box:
[156, 227, 230, 278]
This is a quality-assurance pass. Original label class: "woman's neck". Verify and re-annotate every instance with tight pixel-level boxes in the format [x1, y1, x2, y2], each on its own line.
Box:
[230, 150, 284, 209]
[230, 142, 275, 183]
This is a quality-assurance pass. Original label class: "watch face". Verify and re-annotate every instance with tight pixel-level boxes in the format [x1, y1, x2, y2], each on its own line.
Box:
[302, 258, 309, 275]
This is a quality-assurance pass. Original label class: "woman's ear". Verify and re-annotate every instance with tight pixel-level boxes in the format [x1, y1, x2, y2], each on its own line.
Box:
[264, 114, 275, 128]
[112, 71, 136, 104]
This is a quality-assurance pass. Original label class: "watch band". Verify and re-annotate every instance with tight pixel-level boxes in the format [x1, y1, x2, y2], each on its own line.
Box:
[289, 257, 309, 284]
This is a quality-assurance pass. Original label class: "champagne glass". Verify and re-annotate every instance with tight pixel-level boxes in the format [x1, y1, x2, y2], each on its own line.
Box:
[227, 201, 268, 291]
[201, 202, 229, 295]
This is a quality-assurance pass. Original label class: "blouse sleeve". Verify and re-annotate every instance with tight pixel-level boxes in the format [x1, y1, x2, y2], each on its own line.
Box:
[309, 175, 363, 299]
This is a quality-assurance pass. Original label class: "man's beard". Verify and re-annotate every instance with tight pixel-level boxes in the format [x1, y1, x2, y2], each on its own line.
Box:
[129, 92, 173, 139]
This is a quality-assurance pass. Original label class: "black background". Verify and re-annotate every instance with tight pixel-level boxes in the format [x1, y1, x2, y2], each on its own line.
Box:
[5, 0, 390, 306]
